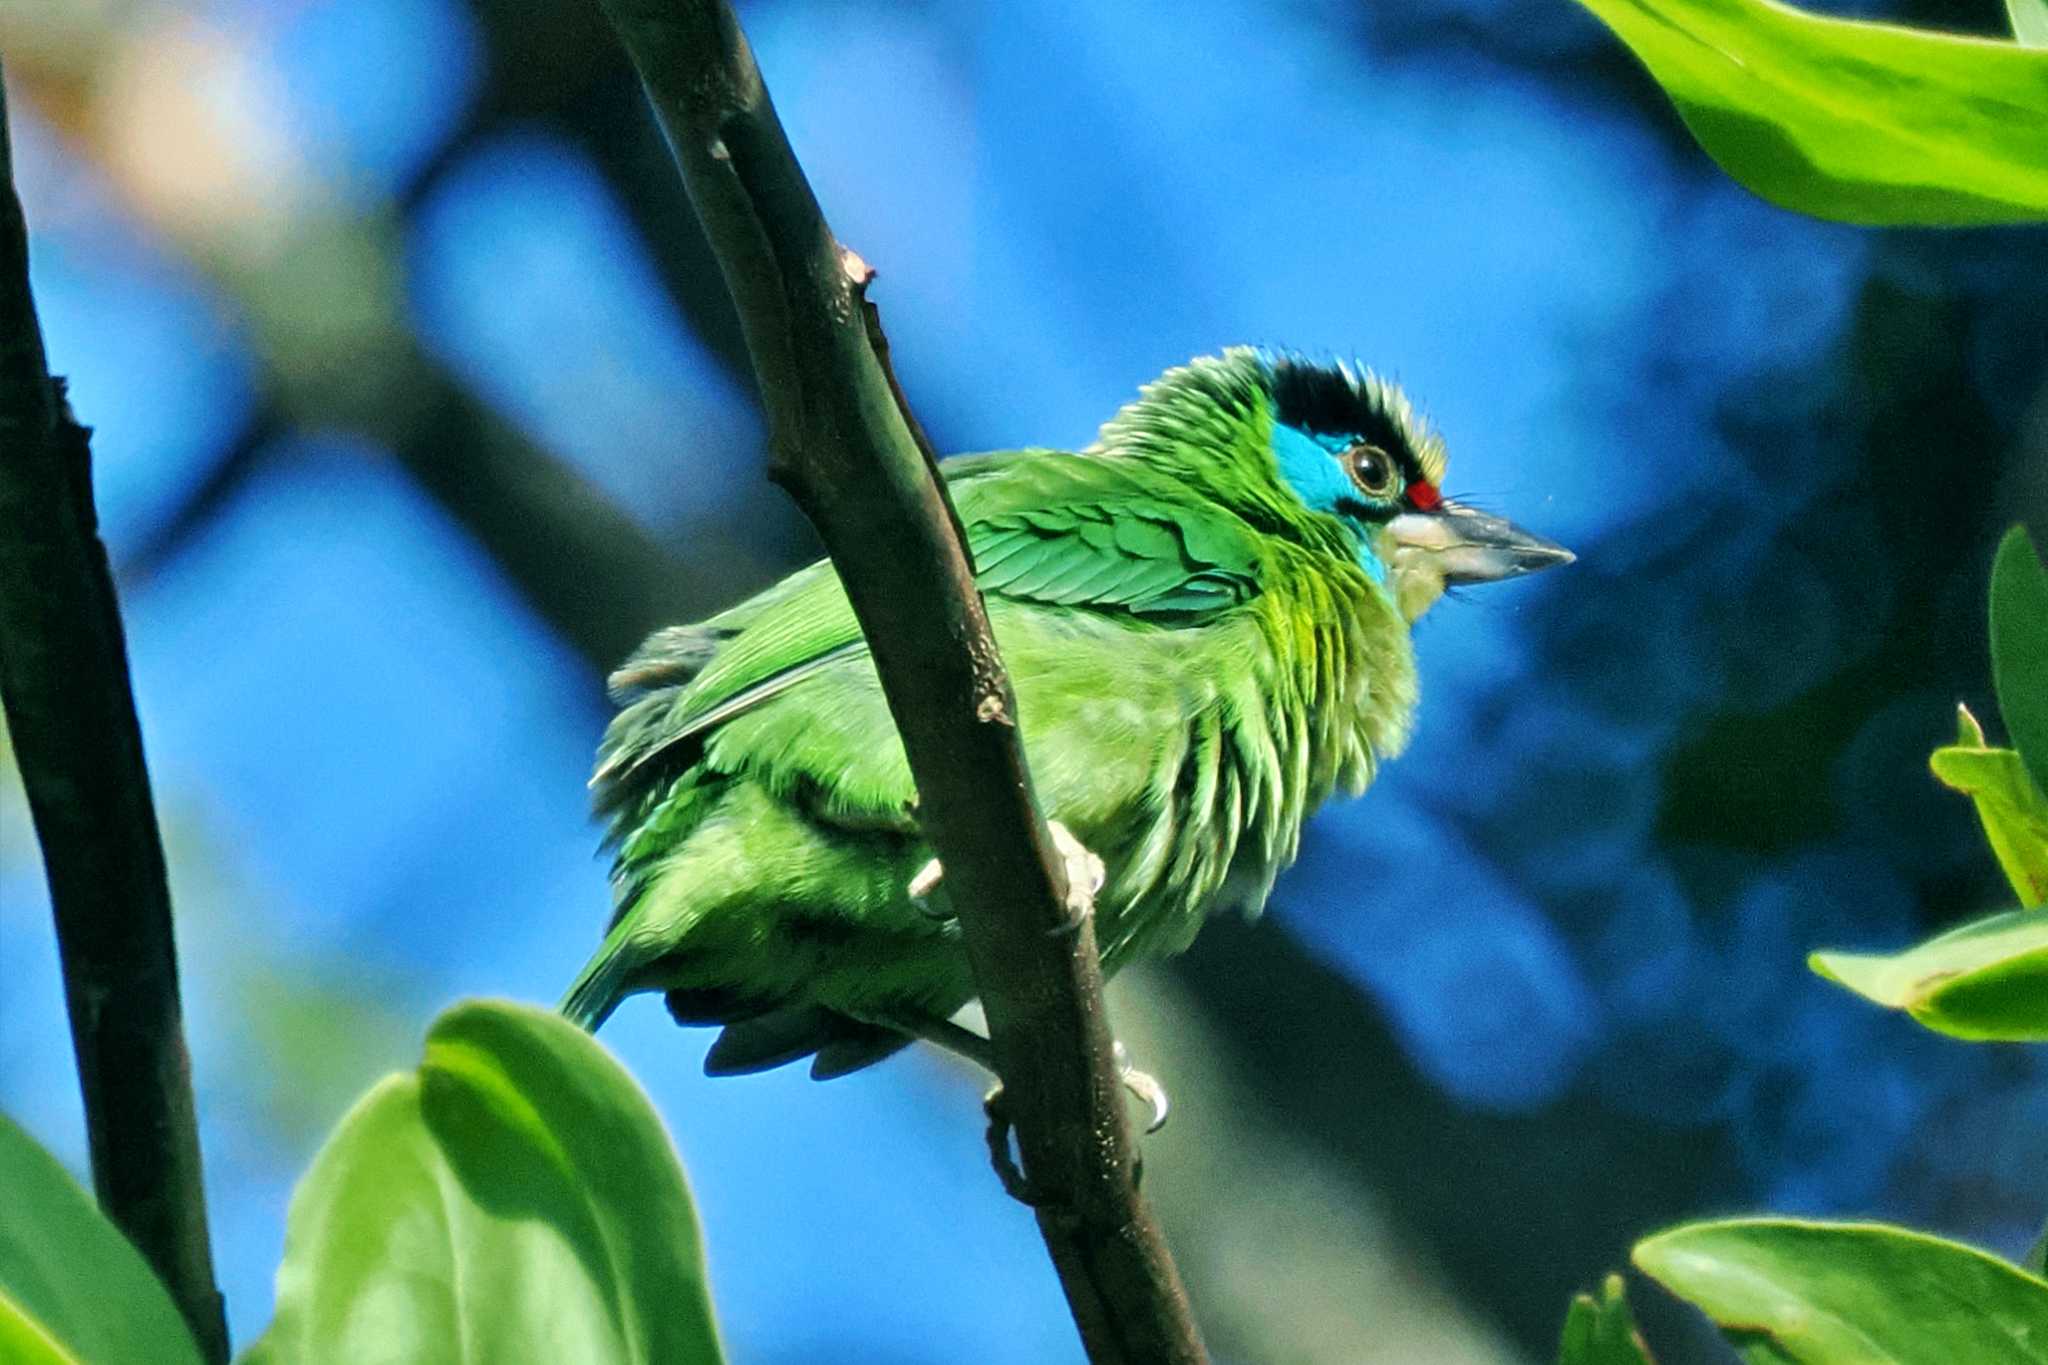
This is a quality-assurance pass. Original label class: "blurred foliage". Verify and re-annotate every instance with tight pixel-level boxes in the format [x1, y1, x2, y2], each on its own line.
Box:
[1555, 1275, 1654, 1365]
[226, 960, 420, 1152]
[246, 1001, 722, 1365]
[1992, 527, 2048, 797]
[1606, 530, 2048, 1357]
[0, 1114, 205, 1365]
[1809, 529, 2048, 1043]
[1573, 0, 2048, 224]
[1114, 968, 1520, 1363]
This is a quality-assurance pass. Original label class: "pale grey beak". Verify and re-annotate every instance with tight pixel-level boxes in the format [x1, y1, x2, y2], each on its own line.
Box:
[1385, 500, 1575, 586]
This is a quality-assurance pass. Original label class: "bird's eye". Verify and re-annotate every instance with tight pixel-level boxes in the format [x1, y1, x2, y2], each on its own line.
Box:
[1346, 444, 1398, 499]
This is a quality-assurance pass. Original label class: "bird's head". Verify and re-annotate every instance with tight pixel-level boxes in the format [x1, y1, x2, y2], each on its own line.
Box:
[1097, 348, 1574, 620]
[1256, 351, 1573, 620]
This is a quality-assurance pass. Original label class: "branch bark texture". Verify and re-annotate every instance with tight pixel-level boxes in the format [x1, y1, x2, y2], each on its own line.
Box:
[589, 4, 1206, 1360]
[0, 74, 229, 1362]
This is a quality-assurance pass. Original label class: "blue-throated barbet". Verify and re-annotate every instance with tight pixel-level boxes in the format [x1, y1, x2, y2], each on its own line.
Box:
[562, 348, 1572, 1102]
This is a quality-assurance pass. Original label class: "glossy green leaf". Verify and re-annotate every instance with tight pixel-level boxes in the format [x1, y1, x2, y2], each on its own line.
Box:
[2012, 0, 2048, 46]
[244, 999, 723, 1365]
[0, 1113, 205, 1365]
[1992, 527, 2048, 800]
[1813, 909, 2048, 1039]
[1570, 0, 2048, 225]
[1557, 1274, 1656, 1364]
[1635, 1219, 2048, 1361]
[1930, 706, 2048, 907]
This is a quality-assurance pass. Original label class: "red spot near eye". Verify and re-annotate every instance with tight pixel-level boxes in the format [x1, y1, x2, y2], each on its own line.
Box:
[1409, 480, 1442, 511]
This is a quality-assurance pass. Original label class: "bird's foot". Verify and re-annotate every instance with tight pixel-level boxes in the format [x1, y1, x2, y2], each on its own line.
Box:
[981, 1085, 1040, 1206]
[977, 1042, 1168, 1207]
[905, 820, 1105, 933]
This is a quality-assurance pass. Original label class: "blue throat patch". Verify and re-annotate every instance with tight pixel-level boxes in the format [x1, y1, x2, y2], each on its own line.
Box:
[1270, 422, 1387, 583]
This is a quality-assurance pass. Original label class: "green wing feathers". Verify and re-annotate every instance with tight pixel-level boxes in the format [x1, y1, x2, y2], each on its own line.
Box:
[591, 558, 858, 810]
[591, 449, 1264, 830]
[566, 447, 1280, 1048]
[974, 502, 1258, 617]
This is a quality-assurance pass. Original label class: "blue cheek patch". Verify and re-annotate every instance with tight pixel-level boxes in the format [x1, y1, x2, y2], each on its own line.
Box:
[1270, 424, 1354, 514]
[1270, 423, 1387, 583]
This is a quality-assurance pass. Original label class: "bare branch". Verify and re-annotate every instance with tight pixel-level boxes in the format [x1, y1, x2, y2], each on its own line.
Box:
[0, 72, 228, 1362]
[587, 3, 1207, 1359]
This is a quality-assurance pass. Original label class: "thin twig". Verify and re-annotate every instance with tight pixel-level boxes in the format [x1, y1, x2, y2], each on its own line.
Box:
[587, 3, 1207, 1360]
[0, 71, 229, 1362]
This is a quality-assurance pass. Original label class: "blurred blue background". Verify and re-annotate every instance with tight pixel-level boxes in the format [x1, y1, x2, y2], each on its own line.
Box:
[2, 0, 2044, 1359]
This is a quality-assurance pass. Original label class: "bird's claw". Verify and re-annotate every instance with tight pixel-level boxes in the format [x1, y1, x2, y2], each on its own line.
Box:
[906, 822, 1103, 933]
[982, 1085, 1040, 1206]
[908, 857, 949, 919]
[1114, 1040, 1171, 1134]
[978, 1044, 1169, 1205]
[1047, 820, 1105, 938]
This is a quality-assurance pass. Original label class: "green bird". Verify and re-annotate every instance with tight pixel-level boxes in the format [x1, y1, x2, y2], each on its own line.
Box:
[561, 347, 1570, 1101]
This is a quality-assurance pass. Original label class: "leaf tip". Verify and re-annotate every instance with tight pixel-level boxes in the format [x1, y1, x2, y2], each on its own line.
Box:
[1956, 701, 1987, 748]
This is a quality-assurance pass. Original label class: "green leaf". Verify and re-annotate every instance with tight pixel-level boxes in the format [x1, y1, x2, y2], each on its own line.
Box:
[0, 1113, 205, 1365]
[0, 1289, 83, 1365]
[1992, 527, 2048, 800]
[1929, 723, 2048, 908]
[2011, 0, 2048, 46]
[1813, 908, 2048, 1039]
[244, 999, 723, 1365]
[1558, 1274, 1656, 1364]
[1636, 1219, 2048, 1362]
[1569, 0, 2048, 226]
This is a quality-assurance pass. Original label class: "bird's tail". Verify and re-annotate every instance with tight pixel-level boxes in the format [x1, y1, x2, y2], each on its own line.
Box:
[558, 919, 640, 1032]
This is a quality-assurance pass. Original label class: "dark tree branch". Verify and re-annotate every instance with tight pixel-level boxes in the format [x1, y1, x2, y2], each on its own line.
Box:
[0, 73, 229, 1362]
[124, 349, 720, 678]
[588, 3, 1206, 1360]
[391, 355, 724, 668]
